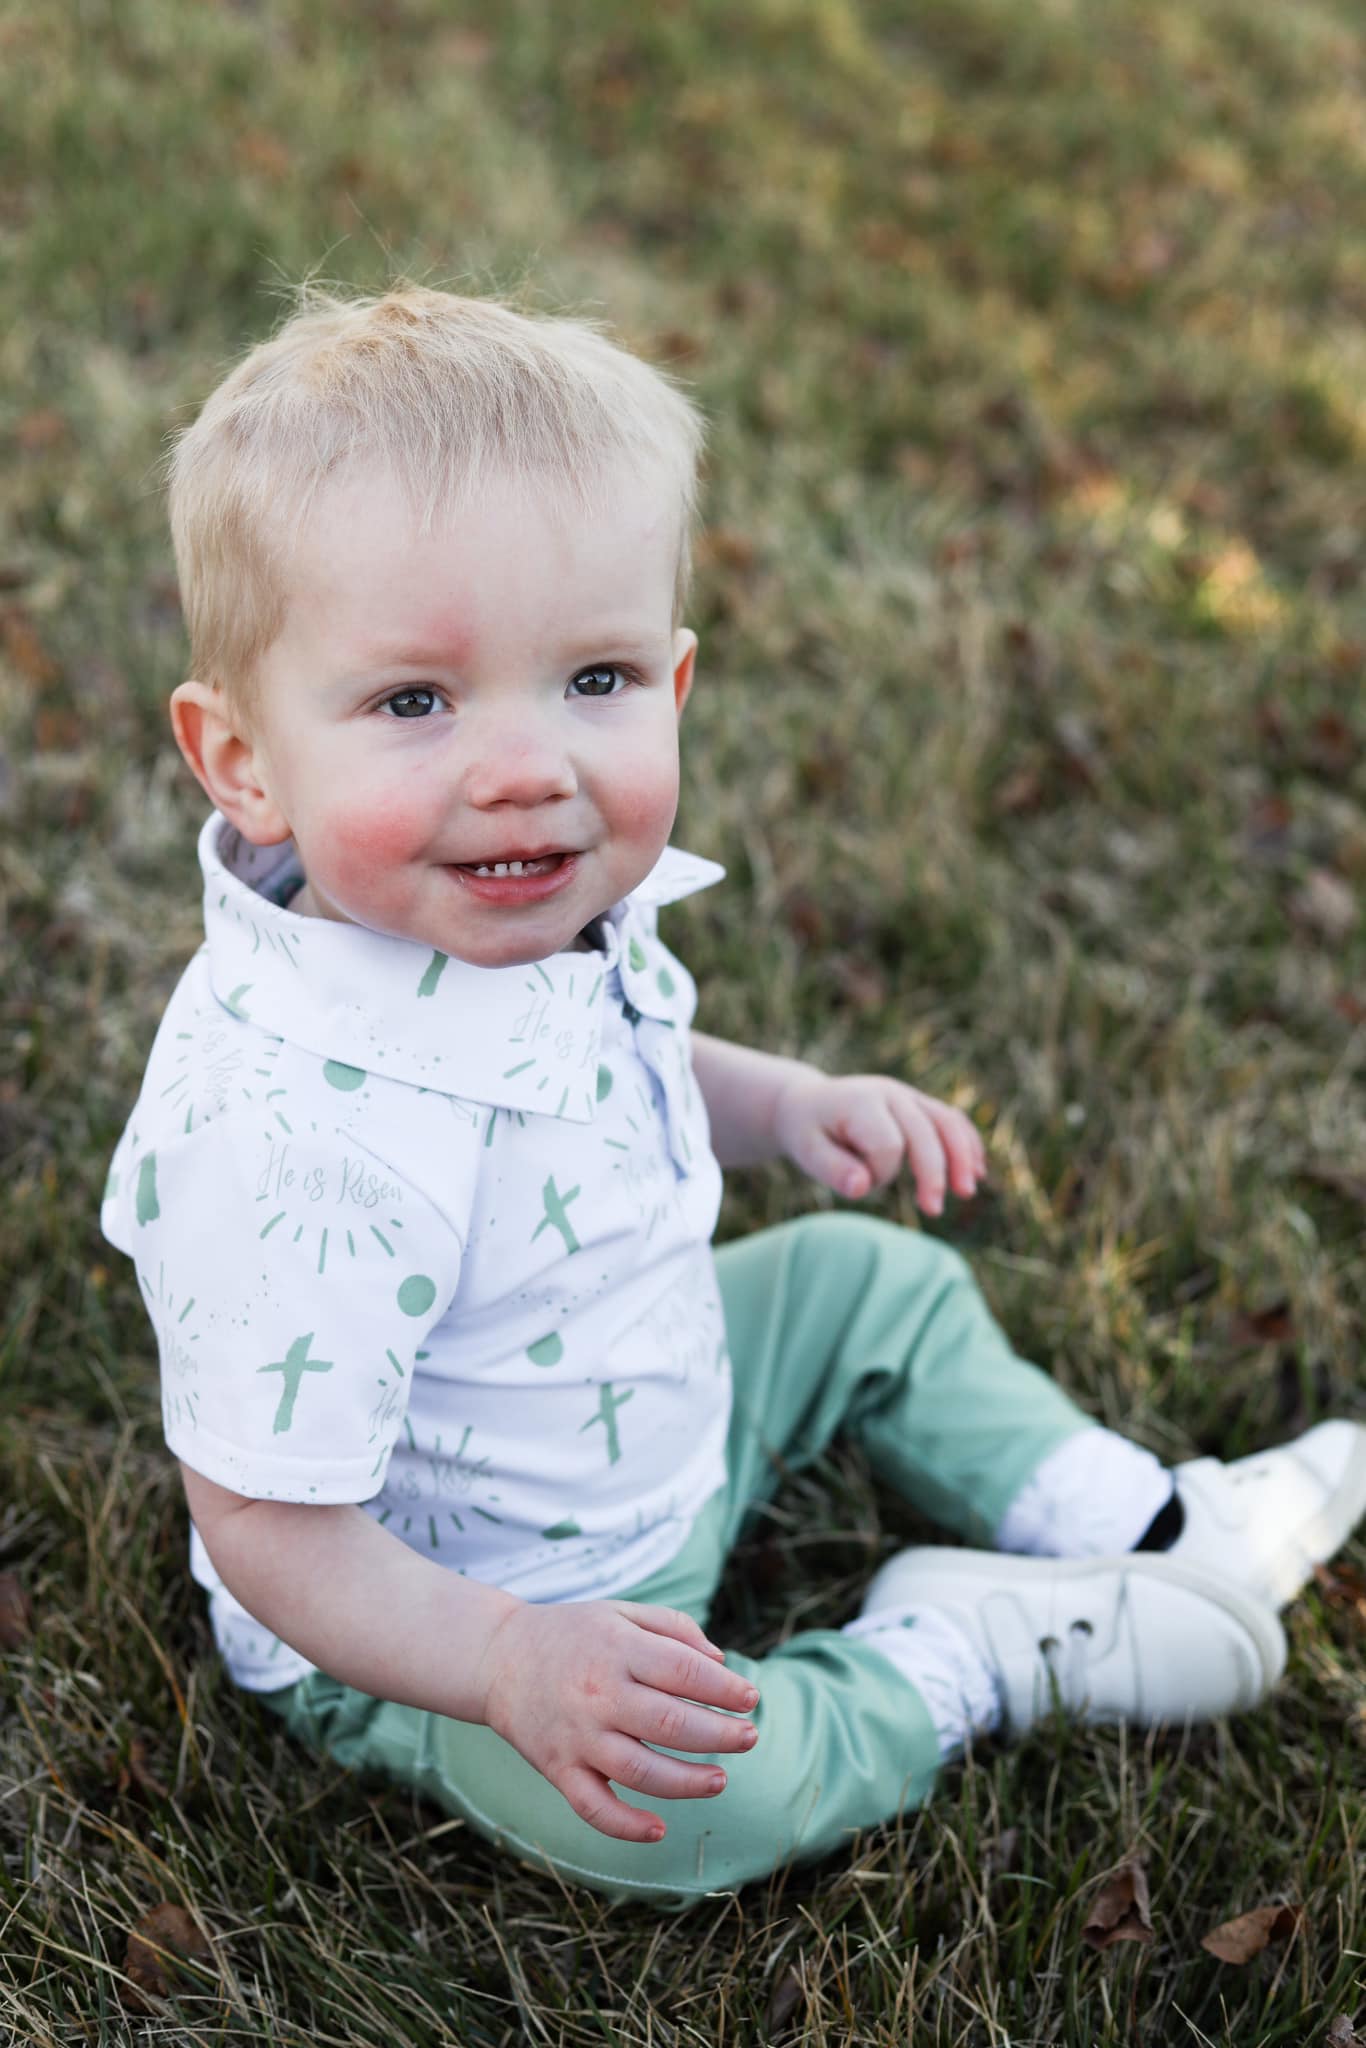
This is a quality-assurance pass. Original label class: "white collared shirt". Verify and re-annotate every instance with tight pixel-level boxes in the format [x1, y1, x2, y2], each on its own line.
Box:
[102, 812, 732, 1690]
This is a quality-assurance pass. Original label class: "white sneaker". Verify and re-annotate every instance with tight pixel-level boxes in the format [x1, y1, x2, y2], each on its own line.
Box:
[859, 1549, 1286, 1736]
[1167, 1420, 1366, 1609]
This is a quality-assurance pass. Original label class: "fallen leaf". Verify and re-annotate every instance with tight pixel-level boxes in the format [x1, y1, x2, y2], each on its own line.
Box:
[104, 1737, 170, 1804]
[121, 1903, 214, 2013]
[695, 526, 757, 574]
[828, 953, 887, 1014]
[766, 1964, 805, 2032]
[16, 408, 68, 452]
[234, 130, 291, 180]
[1201, 1902, 1301, 1963]
[1, 607, 59, 686]
[433, 27, 493, 65]
[1325, 2017, 1366, 2045]
[992, 763, 1047, 816]
[0, 1571, 31, 1648]
[653, 329, 704, 364]
[783, 888, 829, 947]
[1303, 711, 1359, 780]
[1229, 1299, 1295, 1347]
[1081, 1858, 1153, 1950]
[1313, 1561, 1366, 1622]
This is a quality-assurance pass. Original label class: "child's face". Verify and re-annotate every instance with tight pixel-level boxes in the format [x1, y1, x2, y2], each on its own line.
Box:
[217, 461, 695, 967]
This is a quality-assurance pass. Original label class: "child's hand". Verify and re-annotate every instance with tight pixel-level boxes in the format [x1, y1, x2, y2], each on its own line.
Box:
[773, 1070, 987, 1213]
[476, 1599, 760, 1843]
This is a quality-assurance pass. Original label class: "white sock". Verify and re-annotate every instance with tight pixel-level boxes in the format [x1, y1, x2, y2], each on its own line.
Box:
[842, 1604, 1002, 1760]
[995, 1427, 1173, 1557]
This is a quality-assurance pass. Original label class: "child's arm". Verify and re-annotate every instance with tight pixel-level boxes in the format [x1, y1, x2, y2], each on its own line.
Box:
[183, 1462, 760, 1843]
[690, 1030, 986, 1213]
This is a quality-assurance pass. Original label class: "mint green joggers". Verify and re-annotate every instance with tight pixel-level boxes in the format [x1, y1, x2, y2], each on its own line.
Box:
[261, 1213, 1093, 1906]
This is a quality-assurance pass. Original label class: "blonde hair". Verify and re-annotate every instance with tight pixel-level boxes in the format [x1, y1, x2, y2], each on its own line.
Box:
[167, 287, 706, 724]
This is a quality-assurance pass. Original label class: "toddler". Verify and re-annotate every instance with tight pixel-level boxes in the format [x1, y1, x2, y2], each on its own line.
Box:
[102, 289, 1366, 1907]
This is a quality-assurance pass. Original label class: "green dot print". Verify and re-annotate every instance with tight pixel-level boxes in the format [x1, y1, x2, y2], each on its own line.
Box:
[135, 1152, 160, 1226]
[527, 1332, 563, 1368]
[541, 1517, 582, 1541]
[628, 938, 647, 972]
[323, 1060, 366, 1091]
[596, 1063, 613, 1102]
[397, 1274, 437, 1317]
[656, 967, 676, 997]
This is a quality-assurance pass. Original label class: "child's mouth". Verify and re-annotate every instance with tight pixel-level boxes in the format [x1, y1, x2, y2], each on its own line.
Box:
[458, 853, 564, 878]
[449, 851, 578, 903]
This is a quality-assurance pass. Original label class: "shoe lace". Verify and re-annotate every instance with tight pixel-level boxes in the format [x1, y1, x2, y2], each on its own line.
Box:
[1039, 1618, 1094, 1708]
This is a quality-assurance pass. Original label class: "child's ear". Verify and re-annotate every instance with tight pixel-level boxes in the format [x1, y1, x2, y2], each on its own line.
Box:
[169, 680, 292, 845]
[671, 628, 697, 719]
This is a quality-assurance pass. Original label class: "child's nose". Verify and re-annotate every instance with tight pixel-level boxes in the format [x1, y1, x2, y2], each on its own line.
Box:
[463, 724, 578, 809]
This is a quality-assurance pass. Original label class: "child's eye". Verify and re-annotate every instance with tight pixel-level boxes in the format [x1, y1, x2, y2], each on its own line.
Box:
[382, 687, 440, 719]
[568, 665, 633, 699]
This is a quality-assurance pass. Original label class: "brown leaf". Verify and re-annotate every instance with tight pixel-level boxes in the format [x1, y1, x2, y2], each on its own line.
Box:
[1325, 2017, 1366, 2045]
[695, 526, 757, 575]
[828, 953, 887, 1014]
[121, 1903, 214, 2013]
[16, 408, 68, 452]
[0, 1571, 31, 1649]
[783, 888, 829, 947]
[1200, 1902, 1301, 1963]
[234, 130, 291, 180]
[1, 607, 59, 686]
[653, 329, 704, 364]
[1313, 1561, 1366, 1623]
[1229, 1299, 1295, 1347]
[1304, 711, 1359, 780]
[1081, 1858, 1153, 1950]
[992, 763, 1047, 816]
[433, 27, 493, 66]
[766, 1964, 805, 2033]
[104, 1737, 170, 1804]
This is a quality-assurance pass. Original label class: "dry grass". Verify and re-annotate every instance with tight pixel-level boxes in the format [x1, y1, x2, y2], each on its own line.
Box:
[3, 0, 1365, 2039]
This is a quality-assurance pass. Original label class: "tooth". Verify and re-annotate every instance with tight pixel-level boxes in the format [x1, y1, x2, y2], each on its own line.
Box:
[493, 863, 508, 876]
[509, 861, 524, 875]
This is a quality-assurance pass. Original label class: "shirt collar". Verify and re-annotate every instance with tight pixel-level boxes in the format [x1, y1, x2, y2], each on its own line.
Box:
[198, 812, 724, 1120]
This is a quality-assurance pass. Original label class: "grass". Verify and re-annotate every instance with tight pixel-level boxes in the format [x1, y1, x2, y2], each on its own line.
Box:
[2, 0, 1365, 2038]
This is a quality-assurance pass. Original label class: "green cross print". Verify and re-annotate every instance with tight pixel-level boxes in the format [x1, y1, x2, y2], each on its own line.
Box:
[531, 1174, 581, 1254]
[260, 1331, 334, 1435]
[578, 1381, 634, 1465]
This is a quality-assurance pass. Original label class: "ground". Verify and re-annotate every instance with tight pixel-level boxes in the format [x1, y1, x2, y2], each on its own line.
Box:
[1, 1, 1364, 2040]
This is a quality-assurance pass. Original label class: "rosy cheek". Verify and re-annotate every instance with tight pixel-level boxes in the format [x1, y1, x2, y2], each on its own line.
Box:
[313, 792, 432, 897]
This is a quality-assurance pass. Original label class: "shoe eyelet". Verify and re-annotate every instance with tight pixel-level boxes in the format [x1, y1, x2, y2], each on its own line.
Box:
[1071, 1618, 1094, 1637]
[1039, 1634, 1060, 1654]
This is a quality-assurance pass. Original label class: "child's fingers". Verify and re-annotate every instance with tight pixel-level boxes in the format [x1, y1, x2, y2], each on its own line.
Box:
[914, 1092, 987, 1187]
[883, 1094, 949, 1212]
[619, 1680, 759, 1755]
[558, 1764, 667, 1843]
[619, 1600, 727, 1662]
[629, 1634, 760, 1716]
[790, 1124, 875, 1198]
[595, 1736, 731, 1803]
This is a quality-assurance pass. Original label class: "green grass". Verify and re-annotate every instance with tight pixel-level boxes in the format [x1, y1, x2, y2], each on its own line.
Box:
[3, 0, 1365, 2039]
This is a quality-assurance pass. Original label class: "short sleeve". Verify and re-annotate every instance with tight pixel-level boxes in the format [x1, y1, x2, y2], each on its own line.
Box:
[108, 1113, 465, 1503]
